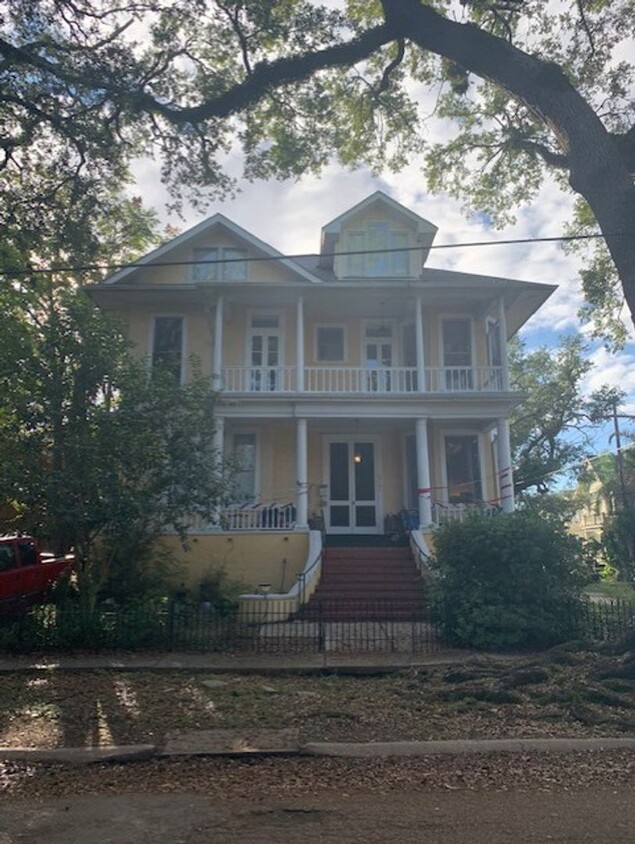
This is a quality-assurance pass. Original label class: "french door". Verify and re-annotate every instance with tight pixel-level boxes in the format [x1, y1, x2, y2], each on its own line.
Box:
[250, 330, 280, 391]
[325, 438, 380, 534]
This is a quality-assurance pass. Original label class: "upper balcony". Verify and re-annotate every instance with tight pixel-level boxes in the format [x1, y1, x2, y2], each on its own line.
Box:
[220, 365, 506, 395]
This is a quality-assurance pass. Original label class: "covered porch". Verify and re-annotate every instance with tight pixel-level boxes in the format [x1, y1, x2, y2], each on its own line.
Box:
[196, 415, 516, 536]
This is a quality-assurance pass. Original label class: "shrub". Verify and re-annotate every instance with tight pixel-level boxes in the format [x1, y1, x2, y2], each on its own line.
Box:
[431, 511, 591, 650]
[601, 507, 635, 583]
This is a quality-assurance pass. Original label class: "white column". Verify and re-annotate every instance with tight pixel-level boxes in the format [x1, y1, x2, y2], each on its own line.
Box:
[213, 295, 224, 390]
[498, 295, 510, 390]
[496, 417, 515, 513]
[415, 418, 433, 528]
[415, 295, 425, 392]
[296, 418, 309, 529]
[211, 416, 225, 530]
[296, 295, 305, 392]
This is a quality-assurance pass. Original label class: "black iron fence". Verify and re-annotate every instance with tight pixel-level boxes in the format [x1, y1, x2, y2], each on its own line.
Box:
[0, 597, 633, 656]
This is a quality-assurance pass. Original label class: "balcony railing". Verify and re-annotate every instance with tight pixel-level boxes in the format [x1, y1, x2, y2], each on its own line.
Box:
[220, 365, 505, 394]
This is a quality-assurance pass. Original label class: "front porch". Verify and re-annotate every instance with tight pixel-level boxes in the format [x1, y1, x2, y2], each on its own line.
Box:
[196, 415, 516, 538]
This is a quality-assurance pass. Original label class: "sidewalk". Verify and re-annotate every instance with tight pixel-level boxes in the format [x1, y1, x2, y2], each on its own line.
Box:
[0, 647, 499, 675]
[3, 733, 635, 766]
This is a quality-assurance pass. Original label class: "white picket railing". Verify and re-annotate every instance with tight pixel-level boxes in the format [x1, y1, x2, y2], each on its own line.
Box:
[431, 502, 501, 526]
[220, 365, 504, 394]
[221, 366, 296, 393]
[186, 502, 297, 533]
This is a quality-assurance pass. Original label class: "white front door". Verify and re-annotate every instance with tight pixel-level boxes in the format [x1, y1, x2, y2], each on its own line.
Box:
[325, 438, 380, 534]
[364, 324, 394, 392]
[250, 333, 279, 391]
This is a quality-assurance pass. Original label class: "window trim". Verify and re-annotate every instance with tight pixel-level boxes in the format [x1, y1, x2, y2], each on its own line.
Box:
[149, 314, 186, 384]
[315, 324, 347, 363]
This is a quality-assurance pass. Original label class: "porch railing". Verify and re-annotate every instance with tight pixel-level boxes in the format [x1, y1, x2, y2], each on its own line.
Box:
[220, 365, 504, 394]
[185, 502, 297, 533]
[431, 501, 501, 526]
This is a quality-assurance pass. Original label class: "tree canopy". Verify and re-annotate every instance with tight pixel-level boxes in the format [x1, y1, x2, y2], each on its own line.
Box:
[509, 335, 622, 495]
[1, 1, 634, 339]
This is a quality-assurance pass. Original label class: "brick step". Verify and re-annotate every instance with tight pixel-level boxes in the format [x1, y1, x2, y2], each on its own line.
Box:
[318, 577, 421, 592]
[300, 607, 428, 622]
[322, 563, 417, 577]
[326, 549, 412, 561]
[320, 571, 421, 581]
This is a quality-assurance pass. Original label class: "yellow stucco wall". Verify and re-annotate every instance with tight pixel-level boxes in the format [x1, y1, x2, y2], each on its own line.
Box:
[160, 531, 309, 593]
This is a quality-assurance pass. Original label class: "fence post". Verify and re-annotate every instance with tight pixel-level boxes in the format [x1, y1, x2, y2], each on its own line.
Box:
[318, 600, 325, 653]
[167, 598, 176, 652]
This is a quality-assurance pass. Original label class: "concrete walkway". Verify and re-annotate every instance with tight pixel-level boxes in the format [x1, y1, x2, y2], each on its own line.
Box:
[0, 648, 508, 675]
[2, 735, 635, 766]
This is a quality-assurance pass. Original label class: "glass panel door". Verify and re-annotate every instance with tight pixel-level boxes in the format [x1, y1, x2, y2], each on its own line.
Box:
[250, 332, 280, 391]
[327, 440, 378, 533]
[365, 325, 394, 392]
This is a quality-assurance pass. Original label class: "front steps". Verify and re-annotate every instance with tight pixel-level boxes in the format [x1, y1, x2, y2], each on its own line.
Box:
[301, 544, 426, 621]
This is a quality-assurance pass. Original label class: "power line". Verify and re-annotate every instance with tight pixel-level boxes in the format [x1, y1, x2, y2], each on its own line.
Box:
[0, 231, 628, 279]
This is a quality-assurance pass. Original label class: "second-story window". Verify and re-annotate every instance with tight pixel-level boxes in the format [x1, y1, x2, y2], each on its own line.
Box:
[152, 316, 183, 381]
[346, 223, 409, 277]
[316, 326, 345, 362]
[442, 318, 472, 367]
[192, 247, 247, 281]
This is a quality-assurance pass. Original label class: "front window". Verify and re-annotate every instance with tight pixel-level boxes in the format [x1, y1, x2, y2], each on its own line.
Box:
[152, 316, 183, 381]
[345, 223, 409, 277]
[442, 318, 472, 367]
[233, 433, 257, 501]
[316, 326, 345, 362]
[445, 435, 482, 504]
[192, 247, 247, 281]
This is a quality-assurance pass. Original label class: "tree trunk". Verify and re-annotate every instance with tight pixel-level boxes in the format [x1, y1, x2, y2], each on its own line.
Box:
[387, 0, 635, 326]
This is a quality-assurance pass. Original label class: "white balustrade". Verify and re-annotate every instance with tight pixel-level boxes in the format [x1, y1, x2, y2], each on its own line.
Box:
[220, 366, 504, 394]
[185, 502, 297, 533]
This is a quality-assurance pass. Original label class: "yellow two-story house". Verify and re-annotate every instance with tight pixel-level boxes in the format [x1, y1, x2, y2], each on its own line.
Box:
[88, 191, 555, 599]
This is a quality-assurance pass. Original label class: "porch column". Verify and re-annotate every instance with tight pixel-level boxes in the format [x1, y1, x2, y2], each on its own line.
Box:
[211, 416, 225, 530]
[296, 417, 309, 529]
[415, 295, 425, 392]
[213, 295, 224, 390]
[496, 417, 515, 513]
[498, 295, 510, 390]
[415, 417, 433, 528]
[296, 295, 305, 392]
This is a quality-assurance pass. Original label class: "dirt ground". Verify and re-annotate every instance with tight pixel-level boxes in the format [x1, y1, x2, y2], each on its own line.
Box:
[1, 646, 634, 750]
[1, 785, 634, 844]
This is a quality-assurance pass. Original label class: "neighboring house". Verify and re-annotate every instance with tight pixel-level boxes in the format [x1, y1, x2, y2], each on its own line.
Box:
[88, 191, 555, 595]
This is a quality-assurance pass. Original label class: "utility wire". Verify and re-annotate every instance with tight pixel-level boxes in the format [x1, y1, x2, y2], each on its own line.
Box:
[0, 231, 628, 279]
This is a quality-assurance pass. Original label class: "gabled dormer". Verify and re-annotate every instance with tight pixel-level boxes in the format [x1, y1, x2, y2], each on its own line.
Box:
[319, 191, 438, 279]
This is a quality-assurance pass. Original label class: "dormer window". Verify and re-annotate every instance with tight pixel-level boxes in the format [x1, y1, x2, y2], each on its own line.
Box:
[345, 222, 409, 278]
[192, 247, 247, 281]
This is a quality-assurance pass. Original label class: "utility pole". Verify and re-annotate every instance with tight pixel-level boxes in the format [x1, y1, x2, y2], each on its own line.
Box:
[612, 398, 628, 510]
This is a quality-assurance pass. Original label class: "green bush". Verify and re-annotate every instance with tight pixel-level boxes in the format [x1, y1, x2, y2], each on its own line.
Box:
[431, 511, 591, 651]
[601, 507, 635, 583]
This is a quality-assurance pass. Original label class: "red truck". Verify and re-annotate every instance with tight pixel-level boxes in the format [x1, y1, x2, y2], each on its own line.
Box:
[0, 535, 74, 619]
